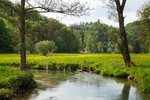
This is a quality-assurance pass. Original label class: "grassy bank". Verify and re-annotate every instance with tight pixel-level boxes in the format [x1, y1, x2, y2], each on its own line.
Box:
[0, 66, 35, 99]
[0, 54, 150, 93]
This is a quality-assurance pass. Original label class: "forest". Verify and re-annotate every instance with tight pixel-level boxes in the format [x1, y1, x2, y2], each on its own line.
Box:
[0, 1, 149, 54]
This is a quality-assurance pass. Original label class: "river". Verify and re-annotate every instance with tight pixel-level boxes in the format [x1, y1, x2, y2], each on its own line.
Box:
[14, 70, 150, 100]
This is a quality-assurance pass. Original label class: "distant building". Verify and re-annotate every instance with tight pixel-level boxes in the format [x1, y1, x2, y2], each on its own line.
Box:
[70, 24, 81, 30]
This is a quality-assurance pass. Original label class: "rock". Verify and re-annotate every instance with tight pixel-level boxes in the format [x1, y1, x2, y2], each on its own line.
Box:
[128, 74, 134, 80]
[49, 96, 57, 100]
[79, 70, 83, 72]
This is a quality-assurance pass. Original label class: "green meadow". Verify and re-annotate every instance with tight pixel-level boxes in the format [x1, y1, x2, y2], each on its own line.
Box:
[0, 53, 150, 96]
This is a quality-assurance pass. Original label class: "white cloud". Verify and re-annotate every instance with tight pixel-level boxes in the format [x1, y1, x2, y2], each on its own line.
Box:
[41, 0, 145, 27]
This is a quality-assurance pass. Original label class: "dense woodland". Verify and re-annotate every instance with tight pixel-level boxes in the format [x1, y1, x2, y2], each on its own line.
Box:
[0, 1, 149, 54]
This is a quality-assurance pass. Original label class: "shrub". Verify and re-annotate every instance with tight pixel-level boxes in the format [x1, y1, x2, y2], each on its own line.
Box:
[35, 40, 56, 55]
[0, 66, 35, 98]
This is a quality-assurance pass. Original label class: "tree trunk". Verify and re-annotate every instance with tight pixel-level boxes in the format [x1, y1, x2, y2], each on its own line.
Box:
[20, 0, 27, 70]
[118, 11, 133, 67]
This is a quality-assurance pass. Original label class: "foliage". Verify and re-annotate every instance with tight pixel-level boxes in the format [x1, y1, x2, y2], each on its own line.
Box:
[138, 3, 150, 52]
[56, 27, 80, 53]
[0, 18, 14, 53]
[126, 21, 149, 53]
[0, 66, 35, 98]
[35, 40, 56, 55]
[26, 18, 80, 53]
[73, 20, 119, 53]
[0, 0, 85, 54]
[0, 1, 149, 54]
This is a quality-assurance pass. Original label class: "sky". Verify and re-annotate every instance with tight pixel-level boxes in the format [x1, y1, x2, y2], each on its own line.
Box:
[41, 0, 146, 27]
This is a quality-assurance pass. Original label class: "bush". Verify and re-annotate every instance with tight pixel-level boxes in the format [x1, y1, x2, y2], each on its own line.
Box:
[0, 66, 35, 98]
[35, 40, 56, 55]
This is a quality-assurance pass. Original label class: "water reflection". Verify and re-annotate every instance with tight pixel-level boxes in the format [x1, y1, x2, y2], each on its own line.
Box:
[120, 83, 131, 100]
[14, 70, 150, 100]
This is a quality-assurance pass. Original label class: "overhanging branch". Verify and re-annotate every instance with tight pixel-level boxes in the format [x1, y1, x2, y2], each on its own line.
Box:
[25, 0, 89, 17]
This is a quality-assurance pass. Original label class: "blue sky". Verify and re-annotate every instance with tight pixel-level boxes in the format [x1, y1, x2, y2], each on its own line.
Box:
[41, 0, 146, 27]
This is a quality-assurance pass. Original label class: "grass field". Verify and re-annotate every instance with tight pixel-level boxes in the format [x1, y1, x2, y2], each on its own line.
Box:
[0, 53, 150, 94]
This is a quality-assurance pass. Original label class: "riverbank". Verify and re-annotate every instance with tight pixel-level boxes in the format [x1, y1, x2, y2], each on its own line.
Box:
[0, 54, 150, 94]
[0, 66, 35, 99]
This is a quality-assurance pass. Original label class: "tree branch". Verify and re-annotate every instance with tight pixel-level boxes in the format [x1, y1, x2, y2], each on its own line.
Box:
[114, 0, 120, 7]
[121, 0, 126, 11]
[25, 0, 89, 16]
[114, 0, 121, 12]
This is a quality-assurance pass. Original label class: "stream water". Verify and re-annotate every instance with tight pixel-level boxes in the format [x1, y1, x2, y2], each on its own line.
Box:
[14, 70, 150, 100]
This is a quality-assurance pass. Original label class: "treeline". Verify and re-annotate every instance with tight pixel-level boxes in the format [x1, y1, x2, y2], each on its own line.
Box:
[0, 1, 149, 53]
[72, 21, 119, 53]
[72, 19, 150, 53]
[69, 3, 150, 53]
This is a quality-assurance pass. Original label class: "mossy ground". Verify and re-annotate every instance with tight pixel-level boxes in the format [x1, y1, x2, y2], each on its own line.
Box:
[0, 53, 149, 94]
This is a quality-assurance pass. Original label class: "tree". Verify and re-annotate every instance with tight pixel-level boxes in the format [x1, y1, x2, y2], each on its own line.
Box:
[19, 0, 26, 70]
[104, 0, 133, 67]
[138, 2, 150, 52]
[138, 2, 150, 28]
[25, 17, 63, 53]
[97, 41, 103, 53]
[56, 26, 79, 53]
[73, 20, 118, 53]
[86, 32, 98, 53]
[35, 40, 56, 56]
[0, 0, 89, 70]
[0, 18, 14, 53]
